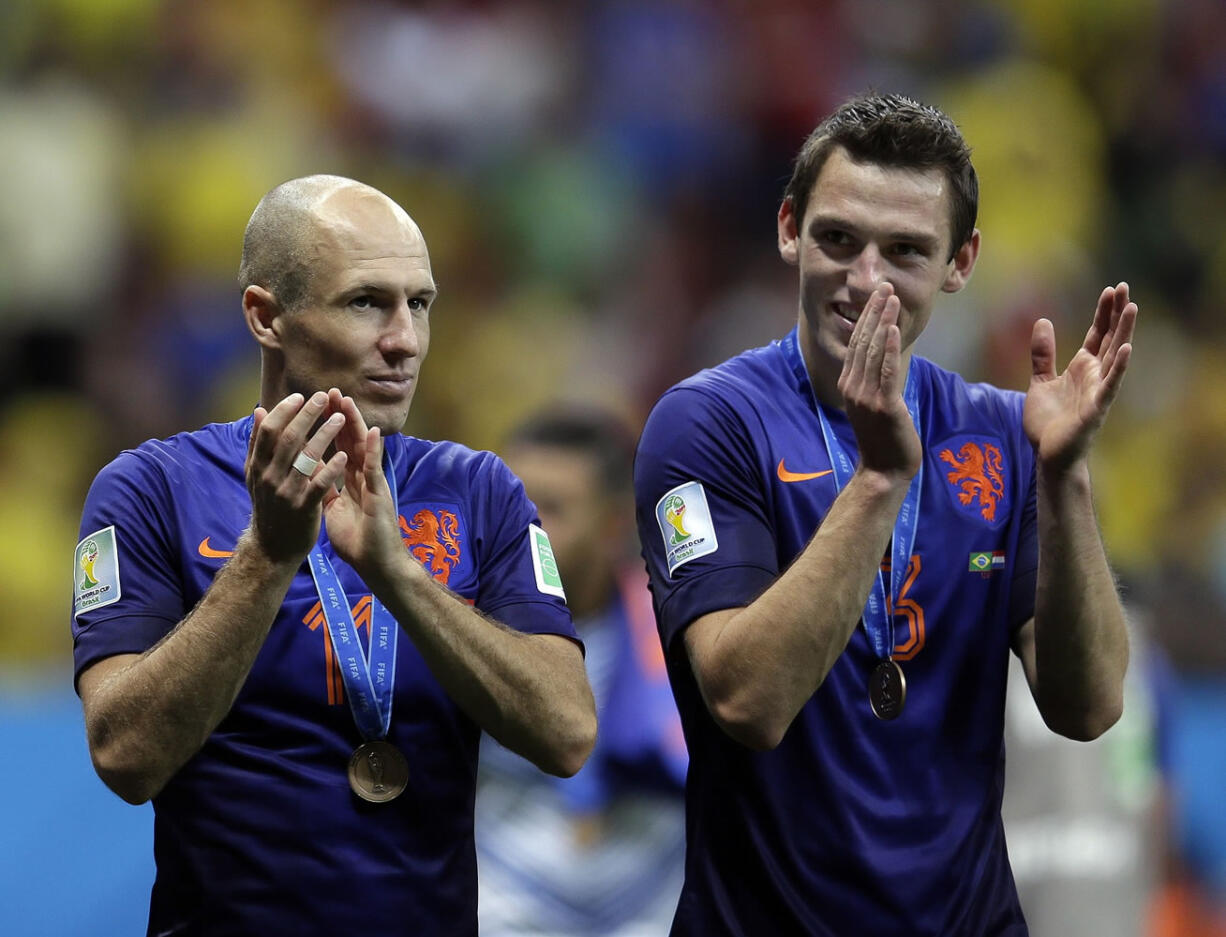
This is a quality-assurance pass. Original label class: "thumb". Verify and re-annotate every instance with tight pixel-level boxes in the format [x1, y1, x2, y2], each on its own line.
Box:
[364, 429, 388, 495]
[1030, 318, 1057, 383]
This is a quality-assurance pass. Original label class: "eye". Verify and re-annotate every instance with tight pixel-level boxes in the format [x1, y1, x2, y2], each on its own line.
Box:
[350, 294, 376, 310]
[408, 296, 429, 312]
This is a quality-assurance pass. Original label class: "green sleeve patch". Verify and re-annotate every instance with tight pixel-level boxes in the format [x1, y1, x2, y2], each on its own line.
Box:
[528, 524, 566, 599]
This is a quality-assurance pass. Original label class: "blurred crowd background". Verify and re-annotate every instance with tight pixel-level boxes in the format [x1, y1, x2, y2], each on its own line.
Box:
[2, 0, 1225, 934]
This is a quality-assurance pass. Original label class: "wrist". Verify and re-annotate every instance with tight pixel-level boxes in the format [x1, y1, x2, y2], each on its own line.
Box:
[851, 464, 918, 497]
[233, 528, 305, 581]
[1036, 455, 1092, 488]
[360, 541, 422, 596]
[1036, 457, 1093, 511]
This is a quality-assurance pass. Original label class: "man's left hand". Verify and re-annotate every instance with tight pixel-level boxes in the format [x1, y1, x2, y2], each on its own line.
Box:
[321, 390, 407, 587]
[1023, 281, 1138, 472]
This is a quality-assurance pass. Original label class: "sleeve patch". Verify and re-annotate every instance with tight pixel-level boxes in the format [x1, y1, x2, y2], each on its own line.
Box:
[528, 524, 566, 598]
[655, 481, 719, 576]
[74, 525, 122, 618]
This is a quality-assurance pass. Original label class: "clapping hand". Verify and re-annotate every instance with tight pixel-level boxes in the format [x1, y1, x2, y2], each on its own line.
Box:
[245, 391, 348, 563]
[320, 390, 404, 587]
[838, 283, 923, 481]
[1023, 283, 1137, 472]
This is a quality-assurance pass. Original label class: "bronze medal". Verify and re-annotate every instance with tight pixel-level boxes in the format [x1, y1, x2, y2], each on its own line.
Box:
[348, 740, 409, 803]
[869, 659, 906, 721]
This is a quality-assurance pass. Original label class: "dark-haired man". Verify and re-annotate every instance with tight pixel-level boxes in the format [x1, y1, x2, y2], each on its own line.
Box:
[634, 93, 1138, 935]
[72, 175, 596, 935]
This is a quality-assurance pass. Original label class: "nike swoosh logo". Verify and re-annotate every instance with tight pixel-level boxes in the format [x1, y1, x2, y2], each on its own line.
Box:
[197, 537, 235, 559]
[777, 459, 834, 483]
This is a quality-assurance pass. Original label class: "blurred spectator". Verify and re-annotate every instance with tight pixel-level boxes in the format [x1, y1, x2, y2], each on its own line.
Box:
[0, 77, 126, 327]
[476, 406, 686, 937]
[1002, 614, 1170, 937]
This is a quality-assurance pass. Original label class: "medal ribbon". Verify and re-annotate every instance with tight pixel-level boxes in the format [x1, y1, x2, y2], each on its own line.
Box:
[306, 451, 400, 741]
[782, 329, 923, 660]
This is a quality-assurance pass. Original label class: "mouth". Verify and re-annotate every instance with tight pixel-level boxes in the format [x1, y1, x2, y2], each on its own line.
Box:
[363, 374, 415, 397]
[831, 302, 858, 330]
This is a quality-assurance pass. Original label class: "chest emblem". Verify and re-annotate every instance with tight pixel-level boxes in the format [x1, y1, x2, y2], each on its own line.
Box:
[399, 508, 463, 584]
[937, 438, 1007, 525]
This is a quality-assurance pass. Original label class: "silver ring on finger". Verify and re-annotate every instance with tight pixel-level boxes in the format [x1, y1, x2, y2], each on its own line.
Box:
[292, 451, 320, 476]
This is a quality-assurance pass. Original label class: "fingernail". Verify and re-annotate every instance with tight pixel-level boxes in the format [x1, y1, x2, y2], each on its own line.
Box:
[311, 391, 327, 405]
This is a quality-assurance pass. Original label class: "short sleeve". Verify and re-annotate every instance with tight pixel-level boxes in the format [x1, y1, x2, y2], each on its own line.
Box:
[470, 452, 579, 646]
[72, 452, 185, 686]
[634, 386, 778, 651]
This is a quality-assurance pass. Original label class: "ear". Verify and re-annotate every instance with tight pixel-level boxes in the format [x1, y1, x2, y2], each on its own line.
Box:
[243, 285, 283, 350]
[777, 197, 800, 266]
[941, 229, 981, 294]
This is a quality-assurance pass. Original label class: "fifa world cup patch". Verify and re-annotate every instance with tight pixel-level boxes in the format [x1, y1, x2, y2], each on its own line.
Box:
[528, 524, 566, 598]
[655, 481, 718, 576]
[74, 525, 122, 618]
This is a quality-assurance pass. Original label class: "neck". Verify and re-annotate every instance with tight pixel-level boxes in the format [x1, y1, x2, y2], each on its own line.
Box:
[258, 369, 294, 413]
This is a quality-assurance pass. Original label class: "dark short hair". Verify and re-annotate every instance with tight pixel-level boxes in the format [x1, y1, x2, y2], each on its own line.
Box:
[783, 92, 978, 260]
[507, 406, 636, 495]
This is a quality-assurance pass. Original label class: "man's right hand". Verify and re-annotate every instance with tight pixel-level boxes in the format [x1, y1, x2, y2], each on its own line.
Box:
[80, 391, 351, 804]
[837, 283, 922, 481]
[245, 390, 349, 563]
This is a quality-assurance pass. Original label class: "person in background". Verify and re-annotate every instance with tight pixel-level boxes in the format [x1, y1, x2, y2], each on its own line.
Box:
[1001, 612, 1171, 937]
[477, 406, 687, 937]
[71, 175, 595, 936]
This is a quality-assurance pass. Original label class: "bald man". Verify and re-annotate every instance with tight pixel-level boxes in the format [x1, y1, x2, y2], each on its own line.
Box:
[72, 176, 596, 936]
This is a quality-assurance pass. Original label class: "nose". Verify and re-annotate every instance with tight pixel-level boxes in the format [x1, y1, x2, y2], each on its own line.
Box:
[847, 244, 885, 302]
[378, 300, 422, 360]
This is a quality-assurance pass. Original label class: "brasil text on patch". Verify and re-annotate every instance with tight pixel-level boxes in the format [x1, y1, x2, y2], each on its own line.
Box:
[655, 481, 718, 576]
[74, 525, 122, 618]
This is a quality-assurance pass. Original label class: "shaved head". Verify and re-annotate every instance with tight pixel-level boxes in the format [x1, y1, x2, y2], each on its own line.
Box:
[239, 174, 435, 434]
[238, 174, 415, 311]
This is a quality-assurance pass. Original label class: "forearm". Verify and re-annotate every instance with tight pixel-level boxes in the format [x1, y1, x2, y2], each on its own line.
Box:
[1033, 460, 1129, 739]
[366, 555, 596, 777]
[81, 531, 298, 803]
[692, 468, 911, 749]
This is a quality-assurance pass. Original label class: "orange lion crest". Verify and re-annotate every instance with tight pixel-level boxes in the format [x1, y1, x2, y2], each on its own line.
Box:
[400, 509, 463, 584]
[940, 441, 1005, 522]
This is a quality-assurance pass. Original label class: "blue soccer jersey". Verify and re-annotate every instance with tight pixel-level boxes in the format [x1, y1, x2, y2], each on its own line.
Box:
[634, 330, 1038, 937]
[72, 416, 578, 937]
